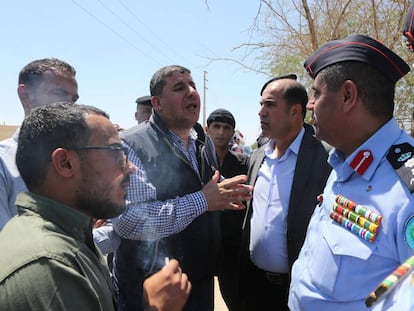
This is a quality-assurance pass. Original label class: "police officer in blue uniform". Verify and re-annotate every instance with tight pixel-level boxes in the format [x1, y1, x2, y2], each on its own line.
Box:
[288, 34, 414, 310]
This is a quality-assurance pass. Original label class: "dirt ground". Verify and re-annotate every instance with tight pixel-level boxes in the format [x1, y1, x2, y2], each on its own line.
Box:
[0, 125, 18, 140]
[214, 277, 229, 311]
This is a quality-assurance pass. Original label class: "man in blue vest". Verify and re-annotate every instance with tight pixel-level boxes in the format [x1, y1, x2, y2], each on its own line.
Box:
[112, 65, 253, 311]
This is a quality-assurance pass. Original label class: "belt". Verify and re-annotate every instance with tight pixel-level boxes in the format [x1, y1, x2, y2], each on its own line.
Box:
[264, 271, 289, 285]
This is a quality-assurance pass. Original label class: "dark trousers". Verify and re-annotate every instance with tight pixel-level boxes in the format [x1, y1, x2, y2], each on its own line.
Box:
[217, 246, 242, 311]
[181, 276, 214, 311]
[114, 269, 214, 311]
[240, 260, 290, 311]
[114, 271, 214, 311]
[113, 236, 217, 311]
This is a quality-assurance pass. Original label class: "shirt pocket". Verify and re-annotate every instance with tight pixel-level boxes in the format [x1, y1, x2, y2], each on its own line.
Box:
[308, 220, 377, 300]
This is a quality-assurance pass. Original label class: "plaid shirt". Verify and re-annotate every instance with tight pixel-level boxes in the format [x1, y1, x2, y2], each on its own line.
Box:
[113, 129, 208, 241]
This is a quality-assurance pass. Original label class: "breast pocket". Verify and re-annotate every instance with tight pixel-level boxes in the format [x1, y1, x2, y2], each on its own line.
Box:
[308, 220, 377, 300]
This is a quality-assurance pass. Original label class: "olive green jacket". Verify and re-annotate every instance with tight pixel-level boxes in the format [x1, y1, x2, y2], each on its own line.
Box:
[0, 192, 115, 311]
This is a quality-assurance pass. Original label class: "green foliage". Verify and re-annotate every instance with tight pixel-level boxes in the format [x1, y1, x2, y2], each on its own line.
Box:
[248, 0, 414, 133]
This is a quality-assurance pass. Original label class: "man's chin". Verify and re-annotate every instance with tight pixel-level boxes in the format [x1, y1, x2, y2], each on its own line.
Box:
[95, 203, 126, 219]
[260, 128, 270, 137]
[107, 205, 126, 218]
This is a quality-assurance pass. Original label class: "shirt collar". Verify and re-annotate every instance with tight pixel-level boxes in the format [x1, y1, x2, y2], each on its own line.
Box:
[16, 192, 92, 243]
[329, 118, 403, 181]
[150, 111, 196, 150]
[264, 127, 305, 160]
[168, 129, 196, 151]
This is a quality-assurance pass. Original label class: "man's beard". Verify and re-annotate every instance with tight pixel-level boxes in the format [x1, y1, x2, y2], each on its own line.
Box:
[76, 165, 126, 219]
[75, 191, 126, 219]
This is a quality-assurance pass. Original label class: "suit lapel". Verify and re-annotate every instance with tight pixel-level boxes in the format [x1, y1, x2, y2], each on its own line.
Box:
[289, 131, 313, 214]
[247, 147, 265, 186]
[243, 147, 266, 230]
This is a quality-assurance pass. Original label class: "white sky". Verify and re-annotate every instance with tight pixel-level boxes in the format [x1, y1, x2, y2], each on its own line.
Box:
[0, 0, 269, 145]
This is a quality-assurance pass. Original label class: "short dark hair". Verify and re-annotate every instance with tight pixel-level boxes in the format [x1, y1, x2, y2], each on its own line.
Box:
[260, 74, 297, 95]
[18, 58, 76, 87]
[150, 65, 191, 96]
[16, 102, 109, 190]
[318, 61, 395, 119]
[260, 75, 307, 119]
[283, 81, 308, 119]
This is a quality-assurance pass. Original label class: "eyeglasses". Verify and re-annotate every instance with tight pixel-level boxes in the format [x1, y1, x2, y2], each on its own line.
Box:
[72, 145, 129, 168]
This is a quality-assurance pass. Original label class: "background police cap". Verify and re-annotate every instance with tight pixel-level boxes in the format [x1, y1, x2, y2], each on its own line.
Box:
[207, 108, 236, 129]
[135, 95, 152, 106]
[304, 34, 410, 83]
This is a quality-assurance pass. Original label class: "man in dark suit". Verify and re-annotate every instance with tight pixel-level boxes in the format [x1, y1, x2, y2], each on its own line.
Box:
[239, 74, 331, 310]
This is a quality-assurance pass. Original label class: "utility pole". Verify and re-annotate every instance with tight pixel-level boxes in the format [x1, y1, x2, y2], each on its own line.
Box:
[203, 70, 208, 127]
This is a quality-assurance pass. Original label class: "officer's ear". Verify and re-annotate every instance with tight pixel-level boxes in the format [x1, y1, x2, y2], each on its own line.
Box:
[341, 80, 358, 112]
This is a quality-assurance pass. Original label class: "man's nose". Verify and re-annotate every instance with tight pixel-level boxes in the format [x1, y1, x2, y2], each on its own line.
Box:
[123, 161, 137, 175]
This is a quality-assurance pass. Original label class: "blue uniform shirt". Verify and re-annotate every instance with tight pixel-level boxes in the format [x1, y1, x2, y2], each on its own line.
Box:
[289, 118, 414, 310]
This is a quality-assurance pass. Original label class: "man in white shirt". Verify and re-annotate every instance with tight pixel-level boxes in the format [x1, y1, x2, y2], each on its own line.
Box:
[0, 58, 78, 230]
[239, 75, 331, 310]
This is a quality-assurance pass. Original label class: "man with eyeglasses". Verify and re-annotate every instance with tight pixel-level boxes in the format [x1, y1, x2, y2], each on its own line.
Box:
[0, 58, 79, 231]
[0, 103, 191, 311]
[112, 65, 253, 311]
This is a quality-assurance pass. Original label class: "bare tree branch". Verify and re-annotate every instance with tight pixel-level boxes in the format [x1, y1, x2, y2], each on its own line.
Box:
[203, 56, 268, 75]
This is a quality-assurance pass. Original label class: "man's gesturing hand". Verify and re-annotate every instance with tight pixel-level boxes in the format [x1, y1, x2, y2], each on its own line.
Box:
[202, 170, 253, 211]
